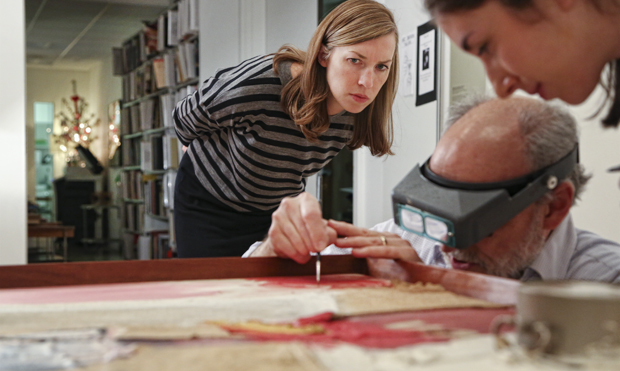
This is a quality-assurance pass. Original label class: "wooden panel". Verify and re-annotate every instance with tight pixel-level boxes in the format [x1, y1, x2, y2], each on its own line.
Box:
[0, 256, 518, 305]
[367, 258, 519, 305]
[0, 256, 368, 289]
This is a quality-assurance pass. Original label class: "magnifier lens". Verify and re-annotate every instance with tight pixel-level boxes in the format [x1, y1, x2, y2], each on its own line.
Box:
[424, 217, 449, 242]
[401, 209, 424, 233]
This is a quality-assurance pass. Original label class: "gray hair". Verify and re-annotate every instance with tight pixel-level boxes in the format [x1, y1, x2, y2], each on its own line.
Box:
[444, 95, 591, 203]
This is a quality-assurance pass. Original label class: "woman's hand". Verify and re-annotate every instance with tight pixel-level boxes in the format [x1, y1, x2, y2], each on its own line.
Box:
[328, 219, 422, 263]
[250, 193, 335, 264]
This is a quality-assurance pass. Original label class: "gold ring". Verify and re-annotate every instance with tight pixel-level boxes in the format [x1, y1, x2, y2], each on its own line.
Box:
[380, 236, 387, 246]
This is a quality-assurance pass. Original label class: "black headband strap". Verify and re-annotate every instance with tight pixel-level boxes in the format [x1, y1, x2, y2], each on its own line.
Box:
[421, 145, 579, 195]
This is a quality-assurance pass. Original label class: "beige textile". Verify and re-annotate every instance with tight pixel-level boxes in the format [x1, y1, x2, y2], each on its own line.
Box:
[334, 281, 504, 317]
[79, 342, 326, 371]
[0, 277, 502, 340]
[116, 324, 231, 340]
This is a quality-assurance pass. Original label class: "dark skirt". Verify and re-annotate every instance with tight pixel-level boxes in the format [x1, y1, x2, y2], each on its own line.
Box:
[174, 155, 273, 258]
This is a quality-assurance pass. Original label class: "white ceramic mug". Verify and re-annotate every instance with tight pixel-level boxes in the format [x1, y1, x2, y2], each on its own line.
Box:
[493, 281, 620, 356]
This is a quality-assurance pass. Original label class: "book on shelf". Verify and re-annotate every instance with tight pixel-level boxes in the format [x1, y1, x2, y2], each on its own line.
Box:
[140, 141, 153, 172]
[164, 52, 176, 87]
[129, 105, 141, 133]
[122, 75, 130, 102]
[182, 40, 198, 79]
[177, 0, 187, 42]
[136, 170, 144, 199]
[137, 204, 146, 232]
[121, 137, 139, 167]
[128, 71, 137, 101]
[115, 0, 200, 260]
[120, 170, 143, 200]
[121, 34, 142, 75]
[121, 171, 130, 199]
[142, 62, 156, 96]
[162, 134, 180, 170]
[189, 0, 199, 33]
[145, 179, 167, 217]
[124, 203, 136, 231]
[152, 136, 164, 170]
[112, 47, 124, 76]
[167, 9, 178, 47]
[132, 140, 142, 167]
[138, 30, 146, 64]
[177, 0, 199, 39]
[157, 14, 167, 52]
[120, 107, 131, 136]
[142, 20, 159, 58]
[152, 58, 166, 89]
[160, 93, 176, 127]
[174, 39, 199, 82]
[175, 47, 187, 83]
[139, 99, 154, 131]
[139, 99, 161, 131]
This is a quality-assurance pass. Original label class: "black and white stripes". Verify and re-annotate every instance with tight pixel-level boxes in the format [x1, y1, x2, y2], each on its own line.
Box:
[173, 55, 354, 212]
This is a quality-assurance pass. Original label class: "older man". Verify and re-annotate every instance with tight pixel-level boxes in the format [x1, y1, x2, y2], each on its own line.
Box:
[246, 96, 620, 282]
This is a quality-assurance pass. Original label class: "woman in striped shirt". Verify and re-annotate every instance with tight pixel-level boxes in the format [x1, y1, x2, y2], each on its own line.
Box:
[173, 0, 399, 258]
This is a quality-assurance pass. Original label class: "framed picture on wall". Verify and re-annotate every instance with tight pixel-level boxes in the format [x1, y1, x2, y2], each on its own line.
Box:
[415, 21, 438, 106]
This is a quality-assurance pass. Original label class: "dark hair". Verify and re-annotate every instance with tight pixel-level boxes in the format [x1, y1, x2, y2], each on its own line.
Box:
[424, 0, 620, 128]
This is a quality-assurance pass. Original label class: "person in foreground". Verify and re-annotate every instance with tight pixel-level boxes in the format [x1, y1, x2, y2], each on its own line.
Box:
[246, 96, 620, 283]
[424, 0, 620, 129]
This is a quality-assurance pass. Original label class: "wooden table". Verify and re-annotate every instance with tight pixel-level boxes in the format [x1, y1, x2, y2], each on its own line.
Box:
[0, 257, 521, 370]
[27, 223, 75, 262]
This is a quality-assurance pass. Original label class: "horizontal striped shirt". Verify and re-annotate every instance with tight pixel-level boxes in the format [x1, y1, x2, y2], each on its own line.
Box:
[173, 55, 354, 212]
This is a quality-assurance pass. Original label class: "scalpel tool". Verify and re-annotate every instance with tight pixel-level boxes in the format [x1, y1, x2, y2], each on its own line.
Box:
[316, 252, 321, 284]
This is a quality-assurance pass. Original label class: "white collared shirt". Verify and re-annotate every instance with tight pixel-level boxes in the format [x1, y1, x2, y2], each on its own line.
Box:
[243, 215, 620, 283]
[521, 215, 620, 282]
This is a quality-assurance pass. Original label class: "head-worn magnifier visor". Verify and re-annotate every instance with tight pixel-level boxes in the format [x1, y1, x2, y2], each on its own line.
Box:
[392, 145, 578, 249]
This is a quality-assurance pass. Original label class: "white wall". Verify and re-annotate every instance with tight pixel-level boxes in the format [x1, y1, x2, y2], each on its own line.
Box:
[198, 0, 320, 197]
[199, 0, 317, 84]
[0, 0, 26, 265]
[265, 0, 318, 54]
[568, 88, 620, 243]
[354, 0, 438, 228]
[199, 0, 241, 79]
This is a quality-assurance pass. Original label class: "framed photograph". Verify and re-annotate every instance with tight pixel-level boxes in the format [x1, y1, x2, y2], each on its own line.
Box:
[416, 21, 438, 106]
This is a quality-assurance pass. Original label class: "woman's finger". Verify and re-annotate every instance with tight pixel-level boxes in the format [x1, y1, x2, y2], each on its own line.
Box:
[298, 193, 329, 252]
[328, 219, 374, 237]
[276, 197, 316, 255]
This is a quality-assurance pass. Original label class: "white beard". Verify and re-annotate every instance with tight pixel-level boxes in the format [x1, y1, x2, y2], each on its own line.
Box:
[448, 212, 546, 278]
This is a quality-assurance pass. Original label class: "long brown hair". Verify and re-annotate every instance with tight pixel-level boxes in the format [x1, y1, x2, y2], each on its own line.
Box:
[424, 0, 620, 128]
[274, 0, 399, 156]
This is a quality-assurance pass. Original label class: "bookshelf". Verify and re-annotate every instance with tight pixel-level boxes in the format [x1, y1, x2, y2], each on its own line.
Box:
[114, 0, 198, 260]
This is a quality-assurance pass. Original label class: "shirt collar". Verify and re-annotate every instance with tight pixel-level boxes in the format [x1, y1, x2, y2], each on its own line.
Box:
[525, 214, 578, 281]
